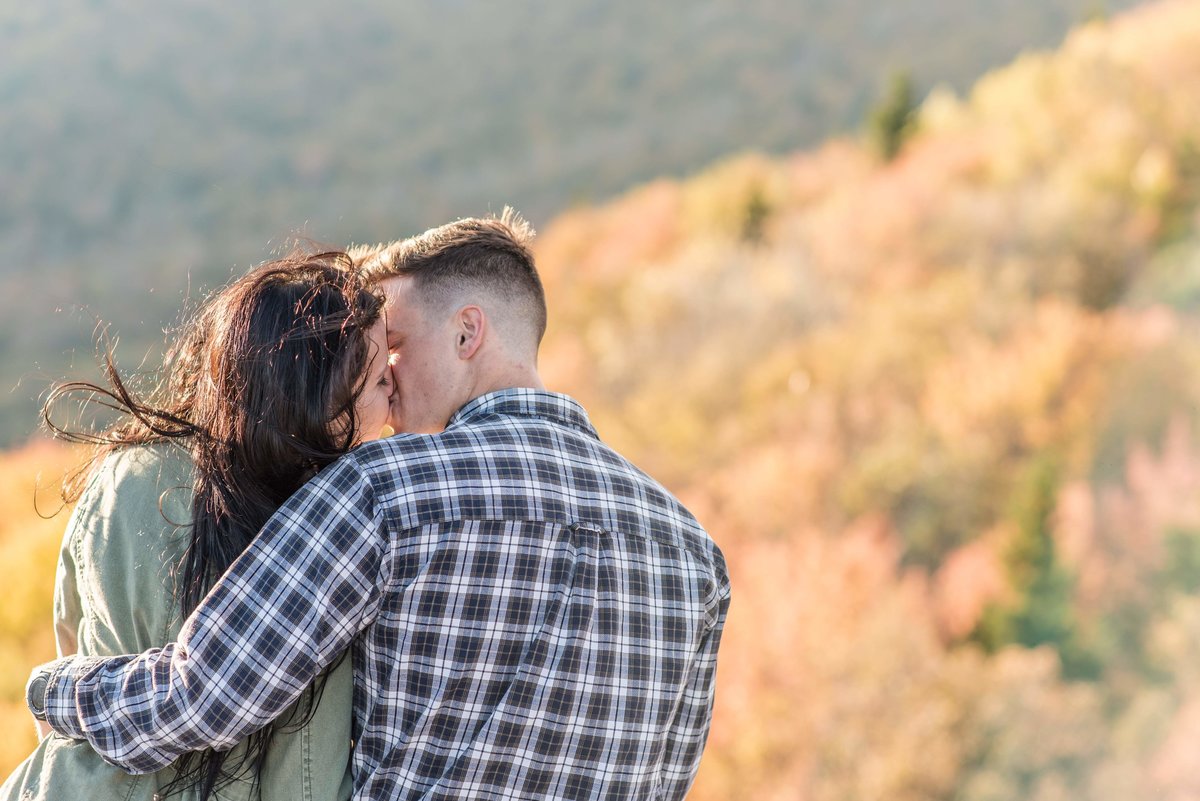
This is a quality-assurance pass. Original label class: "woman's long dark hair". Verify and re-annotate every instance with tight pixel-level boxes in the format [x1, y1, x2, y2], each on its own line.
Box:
[43, 250, 384, 799]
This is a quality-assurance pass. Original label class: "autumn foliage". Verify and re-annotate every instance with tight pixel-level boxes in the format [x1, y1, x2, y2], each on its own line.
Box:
[6, 1, 1200, 796]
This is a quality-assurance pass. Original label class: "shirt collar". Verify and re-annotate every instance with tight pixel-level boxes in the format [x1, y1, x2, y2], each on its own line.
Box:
[447, 388, 599, 439]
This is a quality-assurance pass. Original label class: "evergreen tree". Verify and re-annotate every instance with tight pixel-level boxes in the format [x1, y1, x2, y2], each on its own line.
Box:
[974, 454, 1100, 679]
[869, 70, 917, 161]
[740, 184, 771, 244]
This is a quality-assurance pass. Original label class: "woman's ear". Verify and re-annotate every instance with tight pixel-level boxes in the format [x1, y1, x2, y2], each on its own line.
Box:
[455, 306, 486, 359]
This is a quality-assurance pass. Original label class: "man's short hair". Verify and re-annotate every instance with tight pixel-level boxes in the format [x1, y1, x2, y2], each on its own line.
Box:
[350, 208, 547, 346]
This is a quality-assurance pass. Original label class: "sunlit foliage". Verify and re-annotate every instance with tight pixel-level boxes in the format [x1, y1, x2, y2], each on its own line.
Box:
[532, 1, 1200, 795]
[5, 1, 1200, 796]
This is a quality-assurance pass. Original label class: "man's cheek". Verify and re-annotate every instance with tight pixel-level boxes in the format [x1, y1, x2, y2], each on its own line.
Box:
[387, 393, 405, 433]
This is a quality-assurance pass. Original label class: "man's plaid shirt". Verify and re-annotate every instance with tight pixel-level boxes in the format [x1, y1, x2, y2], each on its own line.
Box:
[35, 389, 731, 800]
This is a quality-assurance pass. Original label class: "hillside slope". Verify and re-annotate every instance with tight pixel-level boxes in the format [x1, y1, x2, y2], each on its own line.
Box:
[530, 2, 1200, 796]
[0, 0, 1141, 442]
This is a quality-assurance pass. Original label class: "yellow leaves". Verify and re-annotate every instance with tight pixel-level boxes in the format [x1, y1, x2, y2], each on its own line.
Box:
[536, 178, 683, 306]
[1101, 0, 1200, 120]
[898, 1, 1199, 281]
[0, 439, 81, 775]
[1132, 145, 1178, 201]
[922, 300, 1121, 457]
[0, 441, 79, 651]
[1147, 596, 1200, 693]
[917, 84, 969, 136]
[679, 153, 790, 244]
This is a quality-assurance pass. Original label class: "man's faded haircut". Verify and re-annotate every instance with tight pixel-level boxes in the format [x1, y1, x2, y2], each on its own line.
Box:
[350, 208, 547, 344]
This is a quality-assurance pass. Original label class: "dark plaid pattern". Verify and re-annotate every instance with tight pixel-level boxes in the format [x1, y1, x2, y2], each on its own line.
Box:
[38, 389, 730, 800]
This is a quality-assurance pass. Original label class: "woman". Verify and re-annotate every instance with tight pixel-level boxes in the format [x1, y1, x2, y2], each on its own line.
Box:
[1, 250, 393, 801]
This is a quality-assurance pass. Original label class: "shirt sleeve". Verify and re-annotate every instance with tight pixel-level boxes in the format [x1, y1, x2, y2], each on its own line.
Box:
[657, 583, 731, 801]
[33, 454, 388, 774]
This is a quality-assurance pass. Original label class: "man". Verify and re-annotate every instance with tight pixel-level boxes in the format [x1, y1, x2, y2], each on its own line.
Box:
[25, 210, 730, 800]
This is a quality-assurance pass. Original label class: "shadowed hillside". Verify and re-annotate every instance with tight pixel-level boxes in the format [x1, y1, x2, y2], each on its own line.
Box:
[0, 0, 1143, 443]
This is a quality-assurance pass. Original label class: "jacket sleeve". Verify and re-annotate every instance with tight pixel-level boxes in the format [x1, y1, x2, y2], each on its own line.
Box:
[52, 513, 84, 659]
[53, 446, 194, 662]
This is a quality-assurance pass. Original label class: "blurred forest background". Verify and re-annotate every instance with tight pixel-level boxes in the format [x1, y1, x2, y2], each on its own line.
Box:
[6, 0, 1200, 798]
[0, 0, 1140, 439]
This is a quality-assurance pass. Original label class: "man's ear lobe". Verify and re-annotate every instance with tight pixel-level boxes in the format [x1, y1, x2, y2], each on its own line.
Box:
[457, 306, 486, 359]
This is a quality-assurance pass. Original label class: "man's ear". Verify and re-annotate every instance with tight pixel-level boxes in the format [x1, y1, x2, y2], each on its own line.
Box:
[455, 306, 486, 359]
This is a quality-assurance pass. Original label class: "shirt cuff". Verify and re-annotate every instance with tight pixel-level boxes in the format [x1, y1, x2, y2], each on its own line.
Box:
[27, 655, 110, 738]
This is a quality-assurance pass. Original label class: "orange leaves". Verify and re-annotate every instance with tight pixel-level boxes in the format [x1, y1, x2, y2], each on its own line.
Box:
[933, 533, 1009, 640]
[522, 0, 1200, 785]
[695, 517, 963, 801]
[921, 299, 1130, 459]
[535, 179, 683, 302]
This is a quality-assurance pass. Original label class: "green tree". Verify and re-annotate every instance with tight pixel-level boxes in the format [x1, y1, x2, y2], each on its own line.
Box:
[975, 454, 1101, 679]
[740, 184, 771, 244]
[869, 70, 917, 161]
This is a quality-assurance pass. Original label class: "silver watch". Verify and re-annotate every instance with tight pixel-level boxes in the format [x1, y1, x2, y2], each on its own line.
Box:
[25, 669, 49, 720]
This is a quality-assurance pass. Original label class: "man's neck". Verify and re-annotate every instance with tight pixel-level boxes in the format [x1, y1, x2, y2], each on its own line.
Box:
[469, 366, 546, 400]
